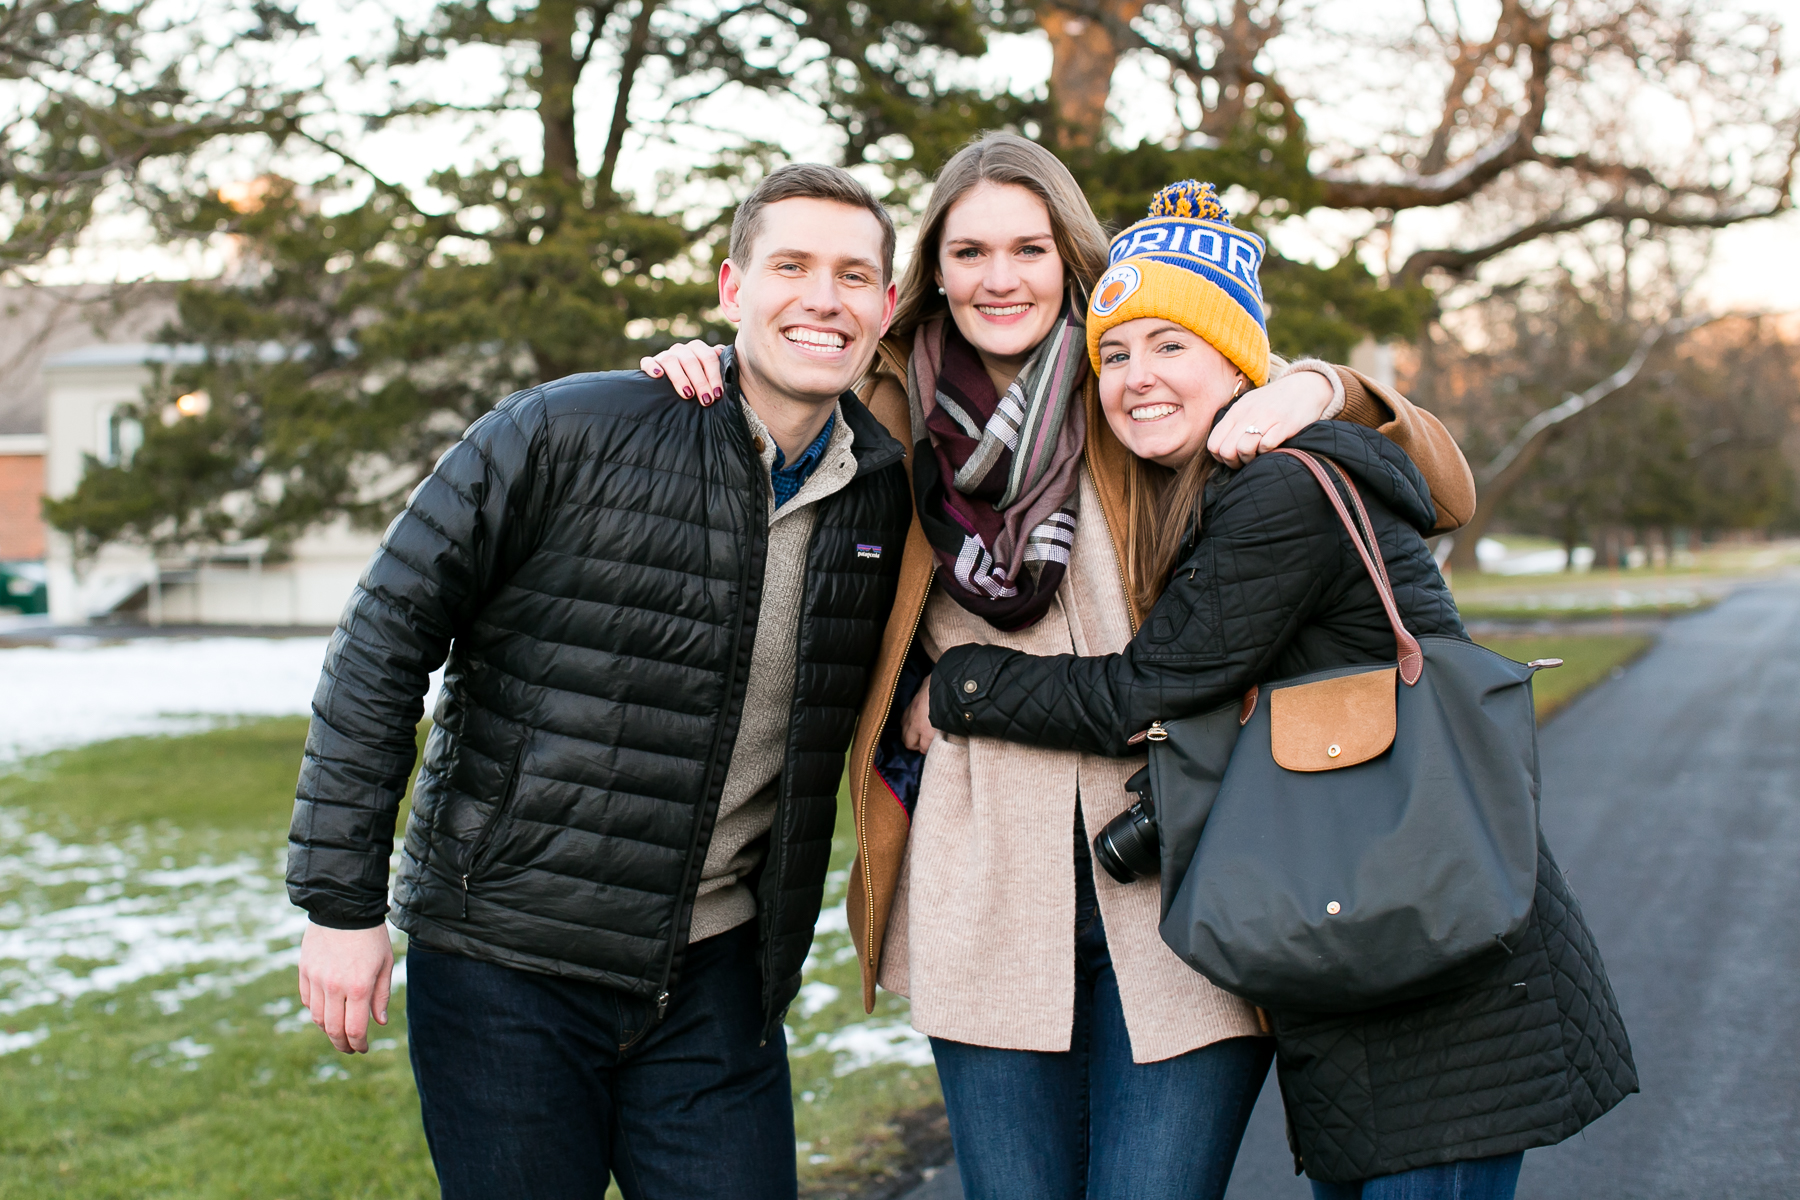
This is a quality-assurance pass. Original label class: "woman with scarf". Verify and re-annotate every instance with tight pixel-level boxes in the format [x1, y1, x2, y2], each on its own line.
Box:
[918, 179, 1637, 1200]
[645, 135, 1479, 1199]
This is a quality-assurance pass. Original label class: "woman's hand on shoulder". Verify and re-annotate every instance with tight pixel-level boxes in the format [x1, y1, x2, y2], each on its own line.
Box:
[639, 340, 726, 405]
[1207, 367, 1336, 468]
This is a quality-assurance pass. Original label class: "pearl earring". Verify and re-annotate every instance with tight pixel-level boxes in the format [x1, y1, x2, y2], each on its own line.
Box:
[937, 286, 946, 295]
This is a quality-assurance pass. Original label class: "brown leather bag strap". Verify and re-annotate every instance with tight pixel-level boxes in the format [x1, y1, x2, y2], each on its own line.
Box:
[1270, 448, 1424, 686]
[1322, 457, 1399, 599]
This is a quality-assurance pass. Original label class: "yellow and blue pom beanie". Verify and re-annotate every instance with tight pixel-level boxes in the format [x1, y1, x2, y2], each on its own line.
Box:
[1085, 181, 1271, 386]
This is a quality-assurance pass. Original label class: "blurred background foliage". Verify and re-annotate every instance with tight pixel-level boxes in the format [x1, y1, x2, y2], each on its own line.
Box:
[5, 0, 1797, 563]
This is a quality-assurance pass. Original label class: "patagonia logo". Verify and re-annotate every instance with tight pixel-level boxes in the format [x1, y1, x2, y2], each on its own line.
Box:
[1091, 263, 1141, 316]
[856, 543, 883, 560]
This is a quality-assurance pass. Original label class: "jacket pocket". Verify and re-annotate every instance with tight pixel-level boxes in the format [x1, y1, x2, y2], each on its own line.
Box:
[1147, 545, 1221, 651]
[464, 740, 528, 881]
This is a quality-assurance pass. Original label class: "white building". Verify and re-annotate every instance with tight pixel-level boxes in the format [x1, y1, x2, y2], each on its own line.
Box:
[42, 344, 382, 626]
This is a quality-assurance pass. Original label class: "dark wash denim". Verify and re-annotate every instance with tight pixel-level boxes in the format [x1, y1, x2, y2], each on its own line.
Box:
[406, 921, 795, 1200]
[1309, 1153, 1524, 1200]
[930, 822, 1274, 1200]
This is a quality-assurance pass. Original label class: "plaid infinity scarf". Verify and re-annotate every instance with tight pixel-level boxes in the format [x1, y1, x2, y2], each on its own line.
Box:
[907, 292, 1090, 632]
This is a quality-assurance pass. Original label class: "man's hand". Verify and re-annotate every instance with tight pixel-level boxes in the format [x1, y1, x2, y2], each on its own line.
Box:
[298, 921, 395, 1054]
[901, 676, 938, 755]
[1207, 367, 1336, 468]
[640, 339, 727, 405]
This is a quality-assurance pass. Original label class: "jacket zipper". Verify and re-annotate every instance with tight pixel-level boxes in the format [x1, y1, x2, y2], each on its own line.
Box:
[845, 350, 935, 994]
[758, 516, 832, 1045]
[634, 413, 884, 1046]
[649, 455, 762, 1028]
[461, 741, 527, 919]
[856, 563, 934, 991]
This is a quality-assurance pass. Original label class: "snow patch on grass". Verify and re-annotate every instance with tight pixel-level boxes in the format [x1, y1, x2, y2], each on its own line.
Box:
[818, 1020, 935, 1075]
[0, 1025, 48, 1055]
[813, 899, 849, 937]
[0, 637, 332, 765]
[0, 813, 307, 1017]
[0, 635, 446, 765]
[166, 1036, 213, 1066]
[795, 980, 840, 1018]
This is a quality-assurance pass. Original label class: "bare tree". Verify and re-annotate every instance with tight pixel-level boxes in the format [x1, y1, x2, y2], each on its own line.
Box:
[1030, 0, 1795, 282]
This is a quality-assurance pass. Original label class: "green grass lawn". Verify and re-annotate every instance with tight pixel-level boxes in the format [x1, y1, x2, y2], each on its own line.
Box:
[0, 721, 939, 1199]
[0, 631, 1649, 1197]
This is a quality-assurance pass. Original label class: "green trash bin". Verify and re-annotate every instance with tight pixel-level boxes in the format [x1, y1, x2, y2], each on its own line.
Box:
[0, 561, 48, 616]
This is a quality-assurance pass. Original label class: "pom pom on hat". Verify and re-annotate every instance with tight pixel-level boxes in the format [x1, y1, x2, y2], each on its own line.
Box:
[1147, 180, 1228, 223]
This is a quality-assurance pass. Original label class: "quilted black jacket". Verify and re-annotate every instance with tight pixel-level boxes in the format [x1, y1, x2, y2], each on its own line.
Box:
[287, 361, 911, 1035]
[931, 422, 1636, 1181]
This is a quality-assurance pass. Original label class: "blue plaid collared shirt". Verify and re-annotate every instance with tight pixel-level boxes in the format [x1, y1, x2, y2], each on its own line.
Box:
[770, 412, 837, 509]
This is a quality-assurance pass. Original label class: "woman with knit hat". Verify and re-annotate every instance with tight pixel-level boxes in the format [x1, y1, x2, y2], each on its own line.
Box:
[646, 140, 1481, 1198]
[924, 180, 1637, 1200]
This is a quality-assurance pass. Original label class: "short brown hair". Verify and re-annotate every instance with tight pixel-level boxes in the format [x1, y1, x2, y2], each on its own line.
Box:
[728, 163, 897, 281]
[889, 133, 1111, 342]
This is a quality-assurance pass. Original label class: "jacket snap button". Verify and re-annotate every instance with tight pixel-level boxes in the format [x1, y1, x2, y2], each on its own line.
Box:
[962, 711, 972, 722]
[752, 435, 766, 453]
[963, 679, 978, 694]
[1326, 901, 1341, 915]
[1327, 744, 1342, 758]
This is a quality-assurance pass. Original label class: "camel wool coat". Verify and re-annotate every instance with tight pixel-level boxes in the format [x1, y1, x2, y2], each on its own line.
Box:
[843, 340, 1476, 1061]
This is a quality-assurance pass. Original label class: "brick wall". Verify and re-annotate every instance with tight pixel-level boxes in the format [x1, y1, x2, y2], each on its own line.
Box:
[0, 454, 45, 560]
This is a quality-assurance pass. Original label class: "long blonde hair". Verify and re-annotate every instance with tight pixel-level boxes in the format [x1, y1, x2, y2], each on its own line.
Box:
[1122, 354, 1289, 614]
[889, 133, 1111, 342]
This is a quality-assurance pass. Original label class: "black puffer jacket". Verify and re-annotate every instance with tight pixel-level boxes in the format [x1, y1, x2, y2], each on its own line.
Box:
[932, 422, 1636, 1182]
[288, 362, 911, 1034]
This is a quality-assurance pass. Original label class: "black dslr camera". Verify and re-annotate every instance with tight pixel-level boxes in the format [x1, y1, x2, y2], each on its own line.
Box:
[1091, 766, 1159, 884]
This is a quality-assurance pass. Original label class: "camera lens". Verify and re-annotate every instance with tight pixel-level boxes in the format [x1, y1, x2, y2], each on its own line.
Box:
[1092, 796, 1159, 884]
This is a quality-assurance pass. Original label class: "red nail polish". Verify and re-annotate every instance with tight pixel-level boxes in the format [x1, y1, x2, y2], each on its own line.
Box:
[683, 387, 694, 399]
[712, 388, 724, 401]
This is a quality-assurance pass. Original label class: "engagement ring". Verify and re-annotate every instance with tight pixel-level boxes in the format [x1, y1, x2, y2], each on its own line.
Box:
[1243, 426, 1263, 436]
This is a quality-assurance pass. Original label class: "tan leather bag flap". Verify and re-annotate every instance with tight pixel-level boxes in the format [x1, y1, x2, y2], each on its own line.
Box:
[1269, 667, 1396, 772]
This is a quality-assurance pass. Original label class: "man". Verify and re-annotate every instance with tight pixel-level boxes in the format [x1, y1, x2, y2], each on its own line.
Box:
[287, 164, 910, 1199]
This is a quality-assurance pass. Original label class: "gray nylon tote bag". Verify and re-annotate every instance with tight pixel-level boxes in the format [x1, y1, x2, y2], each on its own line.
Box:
[1148, 449, 1551, 1012]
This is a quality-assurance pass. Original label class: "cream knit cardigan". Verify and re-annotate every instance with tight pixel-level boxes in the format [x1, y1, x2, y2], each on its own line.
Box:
[877, 468, 1265, 1063]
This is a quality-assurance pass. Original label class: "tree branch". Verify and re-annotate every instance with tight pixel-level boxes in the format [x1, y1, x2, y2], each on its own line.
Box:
[1477, 312, 1717, 487]
[1318, 0, 1551, 209]
[1445, 308, 1729, 573]
[599, 0, 658, 195]
[1398, 184, 1797, 282]
[285, 125, 430, 215]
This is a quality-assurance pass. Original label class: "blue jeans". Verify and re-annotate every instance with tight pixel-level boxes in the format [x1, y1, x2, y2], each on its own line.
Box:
[405, 922, 794, 1200]
[930, 827, 1274, 1200]
[1309, 1152, 1524, 1200]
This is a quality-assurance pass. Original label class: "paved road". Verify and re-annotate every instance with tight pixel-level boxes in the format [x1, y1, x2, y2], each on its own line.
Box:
[908, 578, 1800, 1200]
